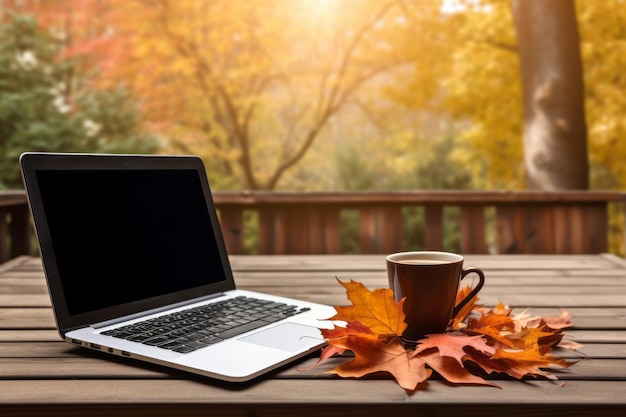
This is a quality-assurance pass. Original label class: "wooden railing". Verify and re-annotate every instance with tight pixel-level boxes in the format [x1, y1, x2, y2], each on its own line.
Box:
[213, 190, 626, 255]
[1, 190, 625, 261]
[0, 191, 31, 263]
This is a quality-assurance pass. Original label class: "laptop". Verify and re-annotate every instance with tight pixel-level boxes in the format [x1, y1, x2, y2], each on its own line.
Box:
[19, 152, 335, 382]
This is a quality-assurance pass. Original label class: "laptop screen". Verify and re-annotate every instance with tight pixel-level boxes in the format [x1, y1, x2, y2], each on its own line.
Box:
[21, 153, 235, 331]
[36, 168, 227, 316]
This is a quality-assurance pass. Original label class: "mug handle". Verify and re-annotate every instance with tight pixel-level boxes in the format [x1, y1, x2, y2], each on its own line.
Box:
[452, 266, 485, 317]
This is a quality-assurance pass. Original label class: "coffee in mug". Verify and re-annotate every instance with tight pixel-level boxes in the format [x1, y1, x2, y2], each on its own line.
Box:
[386, 251, 485, 342]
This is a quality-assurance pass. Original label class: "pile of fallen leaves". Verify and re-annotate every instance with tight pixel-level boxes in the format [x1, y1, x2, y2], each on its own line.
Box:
[313, 279, 583, 392]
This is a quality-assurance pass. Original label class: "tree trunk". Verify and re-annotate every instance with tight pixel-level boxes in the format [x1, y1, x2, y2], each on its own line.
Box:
[511, 0, 589, 189]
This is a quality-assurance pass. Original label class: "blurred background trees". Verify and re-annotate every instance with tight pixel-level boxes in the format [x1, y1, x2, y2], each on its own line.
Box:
[0, 11, 159, 188]
[1, 0, 625, 193]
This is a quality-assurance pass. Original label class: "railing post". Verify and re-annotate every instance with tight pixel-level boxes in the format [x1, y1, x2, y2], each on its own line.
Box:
[218, 206, 245, 255]
[358, 205, 403, 254]
[9, 204, 31, 257]
[460, 205, 487, 254]
[307, 206, 342, 254]
[0, 207, 8, 263]
[0, 191, 32, 263]
[424, 204, 444, 251]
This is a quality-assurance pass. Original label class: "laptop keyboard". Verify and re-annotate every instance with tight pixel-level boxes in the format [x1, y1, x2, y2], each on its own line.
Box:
[101, 296, 311, 353]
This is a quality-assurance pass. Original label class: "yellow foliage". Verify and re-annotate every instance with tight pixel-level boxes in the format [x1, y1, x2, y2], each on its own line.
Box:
[577, 0, 626, 189]
[388, 0, 626, 191]
[101, 0, 418, 189]
[27, 0, 625, 194]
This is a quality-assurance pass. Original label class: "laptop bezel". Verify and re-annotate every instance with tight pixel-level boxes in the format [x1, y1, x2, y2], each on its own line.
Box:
[19, 152, 237, 335]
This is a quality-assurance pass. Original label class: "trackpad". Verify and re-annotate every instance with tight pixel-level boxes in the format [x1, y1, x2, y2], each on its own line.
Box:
[239, 323, 323, 352]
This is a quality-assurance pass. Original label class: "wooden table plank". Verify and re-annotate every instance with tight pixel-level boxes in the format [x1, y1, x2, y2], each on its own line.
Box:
[5, 269, 626, 288]
[0, 254, 624, 416]
[0, 339, 624, 360]
[0, 330, 61, 342]
[240, 290, 626, 309]
[0, 341, 77, 358]
[0, 308, 56, 329]
[0, 403, 623, 417]
[1, 355, 625, 382]
[228, 254, 624, 271]
[1, 379, 625, 408]
[0, 294, 50, 307]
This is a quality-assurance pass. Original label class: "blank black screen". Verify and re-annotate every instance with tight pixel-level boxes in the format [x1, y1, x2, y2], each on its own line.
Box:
[36, 169, 227, 316]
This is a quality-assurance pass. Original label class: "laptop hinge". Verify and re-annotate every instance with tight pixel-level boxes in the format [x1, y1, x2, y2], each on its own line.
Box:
[90, 293, 226, 329]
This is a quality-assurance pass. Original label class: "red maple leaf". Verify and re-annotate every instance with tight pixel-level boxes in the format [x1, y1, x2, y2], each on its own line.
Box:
[326, 334, 432, 391]
[413, 332, 496, 366]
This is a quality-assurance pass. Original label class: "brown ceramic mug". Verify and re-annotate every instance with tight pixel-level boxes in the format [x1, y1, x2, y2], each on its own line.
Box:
[386, 251, 485, 342]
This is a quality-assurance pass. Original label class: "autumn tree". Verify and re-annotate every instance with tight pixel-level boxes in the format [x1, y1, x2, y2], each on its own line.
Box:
[0, 13, 159, 188]
[393, 0, 624, 191]
[382, 0, 526, 189]
[102, 0, 418, 190]
[9, 0, 626, 194]
[511, 0, 588, 190]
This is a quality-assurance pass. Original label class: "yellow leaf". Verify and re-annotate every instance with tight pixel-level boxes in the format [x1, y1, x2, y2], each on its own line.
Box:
[329, 279, 407, 337]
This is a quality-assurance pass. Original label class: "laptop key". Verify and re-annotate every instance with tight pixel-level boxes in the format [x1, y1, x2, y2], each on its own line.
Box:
[216, 319, 270, 339]
[184, 332, 206, 341]
[159, 340, 186, 350]
[263, 315, 286, 323]
[172, 345, 197, 354]
[144, 335, 172, 346]
[184, 340, 212, 349]
[199, 336, 223, 345]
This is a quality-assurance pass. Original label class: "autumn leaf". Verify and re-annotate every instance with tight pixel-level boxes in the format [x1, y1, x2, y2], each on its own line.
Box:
[413, 333, 496, 367]
[317, 279, 427, 391]
[450, 284, 482, 330]
[465, 304, 522, 349]
[418, 348, 501, 388]
[464, 306, 578, 380]
[543, 310, 575, 330]
[326, 334, 432, 392]
[510, 309, 544, 332]
[328, 279, 407, 337]
[318, 321, 374, 362]
[412, 333, 500, 388]
[315, 278, 582, 393]
[490, 344, 569, 381]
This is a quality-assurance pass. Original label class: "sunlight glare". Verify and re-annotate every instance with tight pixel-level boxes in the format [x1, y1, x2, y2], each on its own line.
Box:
[442, 0, 493, 14]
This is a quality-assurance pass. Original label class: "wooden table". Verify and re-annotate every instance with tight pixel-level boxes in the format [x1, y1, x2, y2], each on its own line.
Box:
[1, 254, 625, 416]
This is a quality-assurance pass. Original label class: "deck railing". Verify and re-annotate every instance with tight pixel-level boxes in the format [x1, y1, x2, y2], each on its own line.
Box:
[213, 190, 626, 255]
[1, 190, 625, 261]
[0, 191, 31, 263]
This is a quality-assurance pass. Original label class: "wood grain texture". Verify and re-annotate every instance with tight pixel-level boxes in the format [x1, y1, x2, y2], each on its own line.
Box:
[0, 254, 625, 416]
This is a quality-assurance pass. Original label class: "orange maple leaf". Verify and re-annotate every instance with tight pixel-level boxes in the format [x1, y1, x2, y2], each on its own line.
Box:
[317, 280, 426, 390]
[413, 333, 496, 367]
[326, 334, 432, 391]
[491, 344, 570, 380]
[418, 348, 501, 388]
[318, 321, 374, 361]
[450, 285, 482, 329]
[466, 305, 522, 349]
[328, 279, 407, 337]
